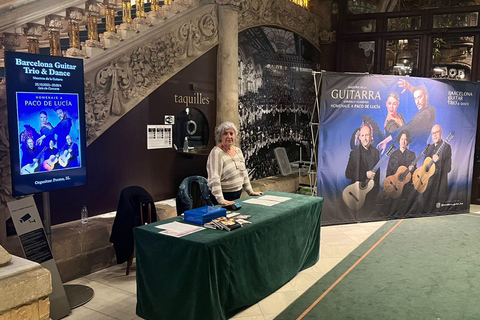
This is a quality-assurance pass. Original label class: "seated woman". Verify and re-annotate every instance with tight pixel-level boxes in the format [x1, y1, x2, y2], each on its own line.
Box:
[207, 121, 262, 205]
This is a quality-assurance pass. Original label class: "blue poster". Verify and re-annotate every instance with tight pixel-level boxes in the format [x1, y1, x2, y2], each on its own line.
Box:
[317, 72, 480, 224]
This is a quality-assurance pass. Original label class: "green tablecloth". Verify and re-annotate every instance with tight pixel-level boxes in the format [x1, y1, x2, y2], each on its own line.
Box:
[134, 191, 323, 320]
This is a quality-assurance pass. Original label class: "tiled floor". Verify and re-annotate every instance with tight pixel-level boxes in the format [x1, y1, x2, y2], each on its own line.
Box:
[65, 203, 480, 319]
[64, 203, 480, 319]
[63, 219, 388, 320]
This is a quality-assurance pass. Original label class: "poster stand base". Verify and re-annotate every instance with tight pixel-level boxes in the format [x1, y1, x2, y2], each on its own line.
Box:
[64, 284, 95, 309]
[42, 193, 94, 312]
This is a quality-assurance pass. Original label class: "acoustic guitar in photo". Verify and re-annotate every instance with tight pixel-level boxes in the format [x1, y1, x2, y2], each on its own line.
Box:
[383, 145, 429, 199]
[343, 144, 396, 211]
[412, 132, 454, 193]
[58, 137, 79, 168]
[20, 147, 47, 175]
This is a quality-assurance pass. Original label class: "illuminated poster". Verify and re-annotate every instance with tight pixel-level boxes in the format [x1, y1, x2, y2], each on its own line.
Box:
[6, 52, 87, 196]
[317, 72, 480, 224]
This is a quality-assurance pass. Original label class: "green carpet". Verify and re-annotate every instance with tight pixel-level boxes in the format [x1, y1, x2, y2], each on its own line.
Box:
[276, 214, 480, 320]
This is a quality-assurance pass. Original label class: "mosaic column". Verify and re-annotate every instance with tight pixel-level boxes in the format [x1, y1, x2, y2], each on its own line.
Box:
[65, 7, 85, 58]
[117, 0, 136, 39]
[85, 0, 104, 57]
[45, 15, 63, 57]
[151, 0, 160, 11]
[1, 33, 20, 67]
[101, 0, 121, 49]
[134, 0, 149, 32]
[216, 1, 240, 132]
[147, 0, 166, 25]
[23, 23, 46, 54]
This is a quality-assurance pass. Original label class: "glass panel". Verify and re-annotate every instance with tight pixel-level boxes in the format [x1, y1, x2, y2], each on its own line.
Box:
[433, 12, 478, 28]
[345, 19, 376, 33]
[387, 16, 421, 31]
[347, 0, 377, 14]
[431, 36, 474, 80]
[384, 39, 419, 76]
[396, 0, 480, 12]
[342, 41, 375, 73]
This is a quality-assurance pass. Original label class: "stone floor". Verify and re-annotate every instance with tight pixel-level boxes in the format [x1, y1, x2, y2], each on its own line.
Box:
[62, 205, 480, 320]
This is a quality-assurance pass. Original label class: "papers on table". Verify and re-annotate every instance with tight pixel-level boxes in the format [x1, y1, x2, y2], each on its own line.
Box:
[242, 195, 291, 207]
[155, 221, 204, 238]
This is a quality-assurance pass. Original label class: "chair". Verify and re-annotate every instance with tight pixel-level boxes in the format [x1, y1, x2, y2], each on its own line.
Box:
[176, 176, 213, 216]
[110, 186, 157, 275]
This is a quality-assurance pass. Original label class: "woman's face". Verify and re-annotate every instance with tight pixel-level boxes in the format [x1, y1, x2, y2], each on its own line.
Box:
[386, 96, 399, 115]
[221, 128, 235, 148]
[40, 113, 47, 124]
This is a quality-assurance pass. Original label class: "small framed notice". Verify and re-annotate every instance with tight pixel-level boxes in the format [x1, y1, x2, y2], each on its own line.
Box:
[165, 115, 175, 125]
[147, 125, 172, 149]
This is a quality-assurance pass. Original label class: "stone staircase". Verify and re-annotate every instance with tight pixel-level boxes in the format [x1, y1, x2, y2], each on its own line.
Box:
[0, 0, 325, 280]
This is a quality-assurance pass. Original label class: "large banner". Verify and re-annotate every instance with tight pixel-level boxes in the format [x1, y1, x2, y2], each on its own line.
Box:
[317, 72, 480, 225]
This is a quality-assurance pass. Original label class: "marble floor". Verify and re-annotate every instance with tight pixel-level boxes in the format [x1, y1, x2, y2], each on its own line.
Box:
[63, 219, 389, 320]
[63, 205, 480, 319]
[64, 204, 480, 320]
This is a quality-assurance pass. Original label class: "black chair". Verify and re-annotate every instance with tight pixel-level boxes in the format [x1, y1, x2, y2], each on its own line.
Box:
[110, 186, 157, 275]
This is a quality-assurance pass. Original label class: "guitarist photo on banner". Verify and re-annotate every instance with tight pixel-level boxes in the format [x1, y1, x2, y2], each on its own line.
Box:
[382, 129, 420, 218]
[415, 125, 452, 213]
[17, 92, 82, 176]
[317, 72, 480, 225]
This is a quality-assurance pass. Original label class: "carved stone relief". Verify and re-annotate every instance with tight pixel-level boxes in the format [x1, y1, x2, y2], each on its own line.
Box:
[84, 7, 218, 144]
[238, 0, 322, 50]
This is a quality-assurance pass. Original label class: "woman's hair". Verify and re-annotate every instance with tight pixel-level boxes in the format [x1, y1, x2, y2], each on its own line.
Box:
[215, 122, 238, 143]
[387, 91, 399, 102]
[39, 111, 48, 117]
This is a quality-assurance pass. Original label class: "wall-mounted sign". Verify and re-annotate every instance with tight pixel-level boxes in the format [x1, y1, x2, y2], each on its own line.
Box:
[147, 125, 172, 149]
[174, 92, 210, 107]
[165, 115, 175, 125]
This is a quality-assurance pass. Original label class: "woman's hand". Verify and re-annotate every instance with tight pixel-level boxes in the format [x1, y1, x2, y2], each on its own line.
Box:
[398, 79, 413, 94]
[250, 192, 263, 196]
[376, 135, 392, 154]
[36, 135, 45, 146]
[220, 200, 236, 206]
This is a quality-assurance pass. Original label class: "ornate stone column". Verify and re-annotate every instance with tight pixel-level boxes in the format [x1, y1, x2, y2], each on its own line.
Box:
[45, 15, 63, 57]
[216, 0, 240, 133]
[118, 0, 137, 39]
[101, 0, 121, 49]
[85, 0, 104, 58]
[104, 0, 117, 33]
[147, 0, 166, 25]
[65, 7, 86, 58]
[0, 33, 19, 67]
[151, 0, 160, 11]
[134, 0, 149, 32]
[1, 33, 20, 53]
[23, 23, 45, 54]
